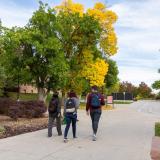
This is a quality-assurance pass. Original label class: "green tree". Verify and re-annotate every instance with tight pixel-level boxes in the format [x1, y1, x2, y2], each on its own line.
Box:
[0, 65, 5, 96]
[137, 82, 152, 98]
[152, 69, 160, 90]
[152, 80, 160, 90]
[56, 9, 102, 94]
[119, 81, 138, 97]
[2, 3, 68, 101]
[0, 21, 7, 95]
[104, 59, 119, 94]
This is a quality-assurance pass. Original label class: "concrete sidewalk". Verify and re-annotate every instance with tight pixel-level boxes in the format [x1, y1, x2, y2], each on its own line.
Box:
[0, 105, 159, 160]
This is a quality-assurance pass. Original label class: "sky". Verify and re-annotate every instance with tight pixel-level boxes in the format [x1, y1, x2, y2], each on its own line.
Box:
[0, 0, 160, 87]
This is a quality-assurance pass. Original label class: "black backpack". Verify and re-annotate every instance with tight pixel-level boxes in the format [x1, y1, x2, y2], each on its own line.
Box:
[66, 98, 76, 113]
[48, 98, 58, 113]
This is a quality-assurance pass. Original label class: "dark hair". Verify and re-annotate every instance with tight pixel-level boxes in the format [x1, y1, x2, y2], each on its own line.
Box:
[68, 91, 77, 98]
[52, 91, 59, 98]
[91, 85, 98, 91]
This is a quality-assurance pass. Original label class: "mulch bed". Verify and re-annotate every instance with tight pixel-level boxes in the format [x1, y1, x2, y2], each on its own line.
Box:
[0, 114, 49, 139]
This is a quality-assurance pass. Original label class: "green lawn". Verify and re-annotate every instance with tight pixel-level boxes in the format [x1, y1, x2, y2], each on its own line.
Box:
[155, 122, 160, 137]
[8, 92, 38, 101]
[7, 92, 52, 105]
[113, 100, 133, 104]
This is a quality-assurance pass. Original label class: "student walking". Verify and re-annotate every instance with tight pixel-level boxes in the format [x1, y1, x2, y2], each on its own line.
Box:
[63, 91, 79, 143]
[48, 91, 62, 137]
[86, 86, 105, 141]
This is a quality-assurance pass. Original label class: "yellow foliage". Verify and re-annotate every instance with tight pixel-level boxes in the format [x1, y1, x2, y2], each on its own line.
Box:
[56, 0, 84, 16]
[81, 57, 109, 87]
[105, 10, 117, 24]
[100, 31, 118, 56]
[94, 2, 106, 11]
[87, 2, 118, 56]
[54, 1, 118, 88]
[87, 3, 118, 24]
[56, 1, 118, 56]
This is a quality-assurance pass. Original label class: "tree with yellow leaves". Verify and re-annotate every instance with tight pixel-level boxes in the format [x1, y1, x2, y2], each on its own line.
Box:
[87, 2, 118, 56]
[81, 58, 109, 87]
[55, 0, 118, 89]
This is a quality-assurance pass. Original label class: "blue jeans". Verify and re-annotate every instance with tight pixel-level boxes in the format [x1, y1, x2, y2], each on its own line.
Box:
[64, 113, 77, 138]
[90, 109, 102, 134]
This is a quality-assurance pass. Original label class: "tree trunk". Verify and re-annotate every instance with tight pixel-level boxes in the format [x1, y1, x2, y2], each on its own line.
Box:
[61, 90, 66, 107]
[38, 87, 47, 102]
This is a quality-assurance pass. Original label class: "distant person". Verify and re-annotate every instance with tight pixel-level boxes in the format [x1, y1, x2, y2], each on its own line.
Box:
[86, 86, 105, 141]
[48, 91, 62, 137]
[63, 91, 79, 143]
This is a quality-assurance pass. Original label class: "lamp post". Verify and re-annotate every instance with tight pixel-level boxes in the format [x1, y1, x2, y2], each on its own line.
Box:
[123, 92, 125, 102]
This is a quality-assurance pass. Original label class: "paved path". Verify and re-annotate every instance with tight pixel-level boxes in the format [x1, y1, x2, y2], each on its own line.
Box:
[0, 102, 159, 160]
[130, 100, 160, 116]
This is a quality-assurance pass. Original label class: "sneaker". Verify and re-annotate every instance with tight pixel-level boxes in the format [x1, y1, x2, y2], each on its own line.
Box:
[73, 136, 78, 139]
[64, 138, 68, 143]
[58, 133, 62, 136]
[92, 134, 96, 141]
[48, 135, 52, 138]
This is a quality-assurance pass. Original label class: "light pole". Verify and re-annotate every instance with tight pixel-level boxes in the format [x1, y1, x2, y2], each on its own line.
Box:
[123, 92, 125, 102]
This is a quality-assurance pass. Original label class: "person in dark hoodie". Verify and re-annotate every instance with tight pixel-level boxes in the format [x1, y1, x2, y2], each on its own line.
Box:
[86, 86, 105, 141]
[48, 91, 62, 137]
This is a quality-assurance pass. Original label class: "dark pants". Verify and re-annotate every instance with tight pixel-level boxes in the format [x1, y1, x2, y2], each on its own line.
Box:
[90, 109, 102, 135]
[48, 113, 62, 137]
[64, 113, 77, 138]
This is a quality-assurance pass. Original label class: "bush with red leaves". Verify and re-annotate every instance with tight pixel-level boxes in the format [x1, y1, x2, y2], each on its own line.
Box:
[0, 98, 16, 115]
[0, 98, 47, 119]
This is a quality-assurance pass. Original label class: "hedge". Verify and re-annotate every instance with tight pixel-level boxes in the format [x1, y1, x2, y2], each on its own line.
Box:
[0, 98, 16, 115]
[155, 122, 160, 137]
[0, 98, 47, 120]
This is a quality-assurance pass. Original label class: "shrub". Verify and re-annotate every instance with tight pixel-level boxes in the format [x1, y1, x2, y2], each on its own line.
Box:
[23, 101, 47, 118]
[155, 93, 160, 100]
[0, 98, 16, 114]
[155, 122, 160, 137]
[8, 104, 24, 120]
[136, 95, 143, 100]
[0, 98, 47, 119]
[8, 101, 47, 119]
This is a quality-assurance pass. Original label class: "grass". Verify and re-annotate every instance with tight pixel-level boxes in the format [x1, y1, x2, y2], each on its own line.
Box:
[8, 92, 38, 101]
[7, 92, 52, 105]
[79, 103, 114, 110]
[113, 100, 133, 104]
[155, 122, 160, 137]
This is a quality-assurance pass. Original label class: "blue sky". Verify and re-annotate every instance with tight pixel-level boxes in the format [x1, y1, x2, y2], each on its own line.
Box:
[0, 0, 160, 88]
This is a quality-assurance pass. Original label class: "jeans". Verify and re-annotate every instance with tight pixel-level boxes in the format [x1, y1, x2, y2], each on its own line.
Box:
[90, 109, 102, 135]
[64, 113, 77, 138]
[48, 113, 62, 137]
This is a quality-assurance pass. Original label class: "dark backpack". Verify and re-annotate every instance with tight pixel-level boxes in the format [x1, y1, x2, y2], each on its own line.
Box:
[91, 93, 101, 108]
[48, 98, 58, 113]
[66, 98, 76, 112]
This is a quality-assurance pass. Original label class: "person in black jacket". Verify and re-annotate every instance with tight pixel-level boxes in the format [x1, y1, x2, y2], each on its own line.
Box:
[48, 91, 62, 137]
